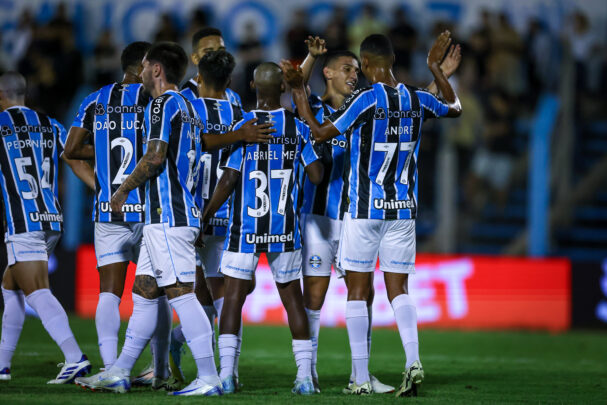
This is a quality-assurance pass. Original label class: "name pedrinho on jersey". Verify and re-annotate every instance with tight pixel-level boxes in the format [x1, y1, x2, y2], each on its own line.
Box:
[144, 91, 203, 228]
[328, 83, 449, 220]
[180, 77, 242, 107]
[296, 94, 349, 221]
[72, 83, 149, 222]
[190, 97, 243, 236]
[222, 109, 318, 253]
[0, 106, 65, 235]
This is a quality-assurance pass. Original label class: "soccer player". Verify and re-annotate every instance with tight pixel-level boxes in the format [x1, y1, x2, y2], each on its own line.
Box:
[0, 72, 94, 383]
[63, 41, 160, 374]
[201, 62, 323, 395]
[181, 27, 242, 107]
[284, 31, 462, 396]
[295, 36, 460, 394]
[75, 42, 273, 396]
[169, 50, 249, 384]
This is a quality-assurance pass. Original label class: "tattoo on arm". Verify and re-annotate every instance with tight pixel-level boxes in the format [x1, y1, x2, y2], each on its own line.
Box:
[118, 140, 168, 194]
[132, 275, 162, 299]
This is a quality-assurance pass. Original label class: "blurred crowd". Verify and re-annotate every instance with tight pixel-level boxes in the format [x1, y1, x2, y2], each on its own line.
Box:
[1, 2, 605, 218]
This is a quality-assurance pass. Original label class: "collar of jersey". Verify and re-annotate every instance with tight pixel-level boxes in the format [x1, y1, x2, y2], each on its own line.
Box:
[5, 105, 27, 110]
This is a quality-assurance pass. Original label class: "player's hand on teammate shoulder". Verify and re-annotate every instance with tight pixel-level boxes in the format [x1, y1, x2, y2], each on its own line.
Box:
[238, 118, 276, 143]
[279, 60, 304, 88]
[305, 36, 327, 58]
[427, 30, 453, 68]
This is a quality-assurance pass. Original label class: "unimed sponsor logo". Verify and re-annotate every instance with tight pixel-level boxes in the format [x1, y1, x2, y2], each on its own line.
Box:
[245, 232, 293, 244]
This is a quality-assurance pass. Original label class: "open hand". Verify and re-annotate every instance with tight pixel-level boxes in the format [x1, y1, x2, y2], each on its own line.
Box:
[238, 118, 276, 143]
[305, 36, 327, 58]
[427, 30, 452, 68]
[279, 60, 304, 88]
[440, 44, 462, 78]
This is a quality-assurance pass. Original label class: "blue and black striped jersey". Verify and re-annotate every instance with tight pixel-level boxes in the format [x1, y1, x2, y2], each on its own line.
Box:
[328, 83, 449, 220]
[0, 106, 65, 235]
[190, 97, 243, 236]
[180, 77, 242, 108]
[296, 94, 349, 221]
[143, 91, 203, 228]
[71, 82, 149, 222]
[222, 109, 318, 253]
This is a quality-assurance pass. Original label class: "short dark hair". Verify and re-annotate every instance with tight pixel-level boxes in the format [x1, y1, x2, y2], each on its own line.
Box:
[198, 50, 235, 91]
[145, 42, 188, 85]
[192, 27, 222, 50]
[121, 41, 152, 72]
[360, 34, 394, 58]
[322, 50, 360, 70]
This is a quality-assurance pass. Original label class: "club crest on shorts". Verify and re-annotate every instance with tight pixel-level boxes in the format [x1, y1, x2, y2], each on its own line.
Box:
[309, 255, 322, 269]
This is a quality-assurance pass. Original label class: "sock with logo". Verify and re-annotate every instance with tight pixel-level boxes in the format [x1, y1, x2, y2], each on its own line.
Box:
[305, 308, 321, 379]
[346, 300, 370, 385]
[26, 288, 82, 363]
[112, 294, 159, 374]
[392, 294, 420, 368]
[95, 292, 121, 368]
[0, 288, 25, 369]
[169, 293, 217, 379]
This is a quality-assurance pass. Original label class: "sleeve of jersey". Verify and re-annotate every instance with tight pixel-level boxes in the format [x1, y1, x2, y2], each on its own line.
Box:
[327, 88, 374, 134]
[53, 119, 68, 157]
[222, 143, 244, 173]
[71, 91, 97, 132]
[300, 124, 319, 167]
[416, 89, 450, 119]
[146, 96, 174, 143]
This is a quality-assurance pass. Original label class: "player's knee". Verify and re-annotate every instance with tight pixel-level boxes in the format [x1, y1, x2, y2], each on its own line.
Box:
[303, 289, 325, 310]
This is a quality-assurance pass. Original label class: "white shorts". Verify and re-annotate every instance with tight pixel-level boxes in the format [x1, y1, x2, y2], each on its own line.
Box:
[94, 222, 144, 267]
[338, 216, 416, 274]
[220, 250, 302, 283]
[301, 214, 344, 277]
[5, 231, 61, 266]
[195, 235, 225, 278]
[135, 223, 199, 288]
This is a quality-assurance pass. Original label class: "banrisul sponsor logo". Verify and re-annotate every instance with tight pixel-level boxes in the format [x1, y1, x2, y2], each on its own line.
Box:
[245, 232, 294, 244]
[373, 198, 415, 210]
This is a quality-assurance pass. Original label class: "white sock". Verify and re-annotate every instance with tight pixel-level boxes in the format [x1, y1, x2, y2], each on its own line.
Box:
[218, 334, 238, 380]
[112, 294, 159, 374]
[292, 339, 313, 381]
[367, 305, 373, 357]
[346, 300, 369, 385]
[169, 294, 216, 379]
[95, 292, 121, 368]
[234, 322, 242, 378]
[26, 289, 82, 363]
[0, 288, 25, 369]
[152, 296, 171, 379]
[203, 305, 216, 351]
[392, 294, 419, 368]
[305, 308, 321, 379]
[172, 324, 186, 344]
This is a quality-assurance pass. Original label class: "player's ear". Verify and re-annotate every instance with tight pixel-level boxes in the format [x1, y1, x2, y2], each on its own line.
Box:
[250, 80, 255, 91]
[191, 53, 200, 66]
[322, 66, 332, 81]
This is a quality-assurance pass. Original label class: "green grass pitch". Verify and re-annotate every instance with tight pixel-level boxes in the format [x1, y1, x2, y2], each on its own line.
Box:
[1, 316, 606, 404]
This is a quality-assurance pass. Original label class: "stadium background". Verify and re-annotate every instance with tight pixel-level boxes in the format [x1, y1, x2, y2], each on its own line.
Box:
[0, 0, 606, 398]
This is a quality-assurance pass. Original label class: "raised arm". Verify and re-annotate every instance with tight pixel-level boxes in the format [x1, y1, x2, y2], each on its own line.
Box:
[61, 154, 95, 190]
[280, 60, 340, 142]
[64, 127, 94, 160]
[299, 36, 327, 84]
[110, 140, 167, 212]
[427, 31, 462, 117]
[202, 168, 239, 222]
[426, 43, 461, 95]
[202, 118, 275, 151]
